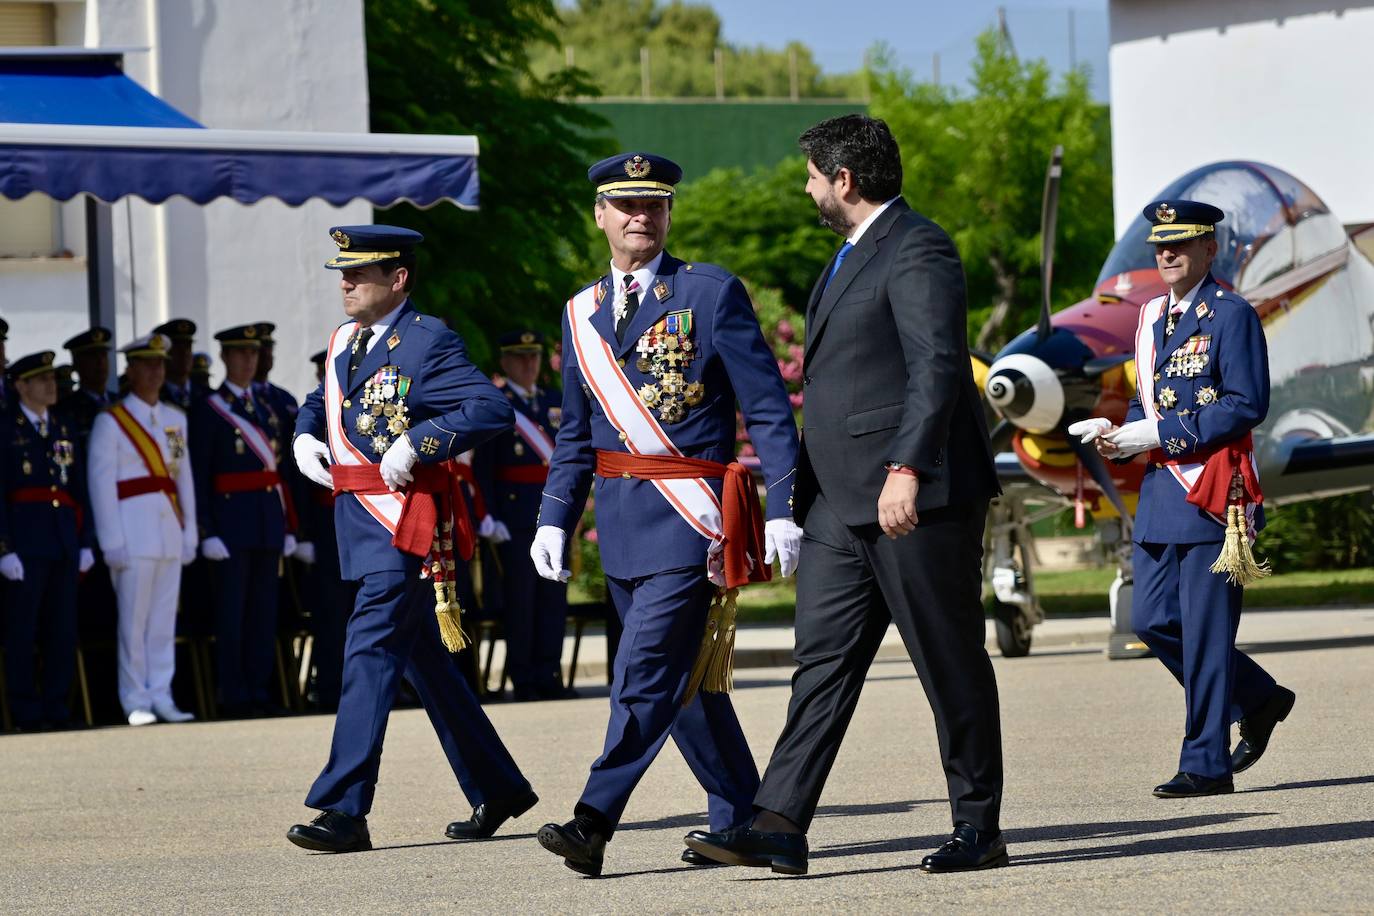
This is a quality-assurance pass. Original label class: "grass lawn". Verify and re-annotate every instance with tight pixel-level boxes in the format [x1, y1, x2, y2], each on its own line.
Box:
[581, 566, 1374, 625]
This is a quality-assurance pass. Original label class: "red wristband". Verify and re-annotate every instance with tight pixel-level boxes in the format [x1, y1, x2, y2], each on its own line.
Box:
[886, 465, 918, 478]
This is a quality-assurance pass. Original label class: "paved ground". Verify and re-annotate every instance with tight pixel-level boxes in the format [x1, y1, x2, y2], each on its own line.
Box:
[4, 606, 1373, 914]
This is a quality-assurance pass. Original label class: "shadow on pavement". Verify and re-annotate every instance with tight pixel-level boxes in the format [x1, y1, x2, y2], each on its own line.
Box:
[1239, 634, 1374, 655]
[1011, 818, 1374, 865]
[1241, 774, 1374, 794]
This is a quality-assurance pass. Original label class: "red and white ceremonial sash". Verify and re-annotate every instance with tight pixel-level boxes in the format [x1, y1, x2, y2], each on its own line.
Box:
[206, 390, 293, 524]
[322, 321, 405, 534]
[108, 402, 183, 526]
[566, 284, 727, 579]
[1133, 295, 1258, 535]
[512, 409, 556, 464]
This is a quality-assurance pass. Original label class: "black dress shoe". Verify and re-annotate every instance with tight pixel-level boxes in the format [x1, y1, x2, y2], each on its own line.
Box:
[681, 847, 723, 866]
[536, 683, 579, 701]
[920, 822, 1009, 873]
[287, 810, 372, 853]
[1232, 685, 1296, 774]
[1152, 772, 1235, 798]
[537, 815, 608, 877]
[446, 788, 539, 840]
[684, 826, 808, 875]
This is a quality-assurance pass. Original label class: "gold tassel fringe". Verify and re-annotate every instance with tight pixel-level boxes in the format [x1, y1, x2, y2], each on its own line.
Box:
[1209, 504, 1272, 586]
[682, 588, 739, 707]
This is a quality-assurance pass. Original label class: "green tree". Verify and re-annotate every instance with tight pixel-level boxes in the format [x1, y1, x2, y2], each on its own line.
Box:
[871, 31, 1114, 350]
[366, 0, 615, 367]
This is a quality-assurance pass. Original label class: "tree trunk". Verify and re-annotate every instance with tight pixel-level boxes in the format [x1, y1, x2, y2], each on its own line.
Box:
[977, 255, 1019, 351]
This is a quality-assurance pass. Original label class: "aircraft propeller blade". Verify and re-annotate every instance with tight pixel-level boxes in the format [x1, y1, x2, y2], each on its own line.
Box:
[1067, 434, 1134, 534]
[1082, 353, 1134, 377]
[989, 418, 1017, 454]
[1036, 145, 1064, 343]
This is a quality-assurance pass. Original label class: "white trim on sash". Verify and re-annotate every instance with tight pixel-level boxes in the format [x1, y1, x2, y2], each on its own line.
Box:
[206, 390, 291, 521]
[322, 321, 405, 534]
[512, 409, 556, 464]
[566, 285, 727, 580]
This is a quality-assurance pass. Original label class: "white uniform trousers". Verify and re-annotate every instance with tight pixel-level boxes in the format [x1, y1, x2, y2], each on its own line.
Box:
[115, 557, 181, 715]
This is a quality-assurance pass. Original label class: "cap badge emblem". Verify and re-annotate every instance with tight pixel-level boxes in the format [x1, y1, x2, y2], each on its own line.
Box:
[624, 155, 651, 179]
[331, 229, 351, 249]
[1155, 203, 1177, 224]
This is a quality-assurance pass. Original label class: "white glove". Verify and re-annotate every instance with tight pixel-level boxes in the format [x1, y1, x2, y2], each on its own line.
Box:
[181, 541, 198, 566]
[1067, 417, 1114, 444]
[530, 525, 571, 582]
[293, 433, 334, 489]
[104, 546, 131, 572]
[0, 553, 24, 582]
[379, 434, 417, 491]
[764, 518, 803, 578]
[479, 515, 512, 544]
[283, 533, 298, 557]
[79, 548, 96, 574]
[293, 541, 316, 565]
[201, 536, 231, 561]
[1104, 418, 1162, 457]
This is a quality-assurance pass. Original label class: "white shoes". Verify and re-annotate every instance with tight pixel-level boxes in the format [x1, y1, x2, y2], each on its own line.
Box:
[127, 709, 158, 727]
[152, 702, 195, 724]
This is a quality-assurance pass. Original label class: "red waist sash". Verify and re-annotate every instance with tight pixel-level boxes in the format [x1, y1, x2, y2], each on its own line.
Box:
[331, 462, 475, 561]
[495, 464, 549, 485]
[118, 476, 177, 500]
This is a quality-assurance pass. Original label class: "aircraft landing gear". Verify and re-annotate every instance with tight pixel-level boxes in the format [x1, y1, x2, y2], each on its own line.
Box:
[985, 496, 1046, 658]
[1100, 519, 1151, 660]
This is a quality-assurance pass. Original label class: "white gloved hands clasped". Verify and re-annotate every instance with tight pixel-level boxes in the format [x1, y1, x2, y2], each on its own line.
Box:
[1103, 418, 1162, 457]
[79, 548, 95, 574]
[764, 518, 803, 578]
[379, 434, 417, 492]
[479, 515, 512, 544]
[293, 434, 334, 489]
[1067, 417, 1115, 444]
[530, 525, 571, 582]
[201, 536, 231, 561]
[0, 553, 24, 582]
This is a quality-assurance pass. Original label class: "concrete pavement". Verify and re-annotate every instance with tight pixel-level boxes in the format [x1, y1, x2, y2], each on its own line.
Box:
[2, 605, 1372, 913]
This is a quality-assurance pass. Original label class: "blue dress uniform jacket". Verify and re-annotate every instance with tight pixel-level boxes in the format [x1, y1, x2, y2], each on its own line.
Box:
[0, 408, 92, 727]
[294, 301, 528, 819]
[190, 386, 289, 551]
[1125, 273, 1277, 779]
[1124, 274, 1269, 544]
[475, 385, 561, 528]
[539, 253, 799, 579]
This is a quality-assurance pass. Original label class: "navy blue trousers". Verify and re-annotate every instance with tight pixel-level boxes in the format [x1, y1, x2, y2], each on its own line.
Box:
[210, 548, 280, 706]
[306, 560, 529, 818]
[577, 566, 759, 833]
[3, 553, 78, 726]
[499, 526, 568, 690]
[1132, 541, 1277, 778]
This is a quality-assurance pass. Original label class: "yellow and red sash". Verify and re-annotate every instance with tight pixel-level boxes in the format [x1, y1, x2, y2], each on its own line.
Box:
[512, 410, 556, 464]
[109, 403, 183, 526]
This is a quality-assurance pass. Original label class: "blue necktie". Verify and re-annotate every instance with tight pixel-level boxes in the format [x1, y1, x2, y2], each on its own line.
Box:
[825, 241, 853, 289]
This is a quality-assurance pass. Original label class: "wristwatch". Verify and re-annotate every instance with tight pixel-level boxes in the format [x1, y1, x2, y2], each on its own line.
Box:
[884, 461, 918, 477]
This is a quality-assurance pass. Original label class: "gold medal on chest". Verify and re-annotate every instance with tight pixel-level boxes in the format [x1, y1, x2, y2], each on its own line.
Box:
[513, 441, 525, 457]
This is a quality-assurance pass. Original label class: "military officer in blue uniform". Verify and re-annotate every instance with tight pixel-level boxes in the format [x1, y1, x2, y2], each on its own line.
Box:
[473, 329, 569, 701]
[1092, 199, 1296, 797]
[286, 225, 534, 854]
[154, 319, 210, 413]
[0, 351, 95, 730]
[189, 351, 212, 390]
[531, 153, 802, 876]
[57, 327, 114, 440]
[191, 325, 297, 717]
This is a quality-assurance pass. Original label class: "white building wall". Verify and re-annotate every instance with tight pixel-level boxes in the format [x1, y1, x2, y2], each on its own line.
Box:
[3, 0, 371, 401]
[1109, 0, 1374, 237]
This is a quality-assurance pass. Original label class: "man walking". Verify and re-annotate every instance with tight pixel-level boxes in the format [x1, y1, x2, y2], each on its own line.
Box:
[687, 115, 1005, 875]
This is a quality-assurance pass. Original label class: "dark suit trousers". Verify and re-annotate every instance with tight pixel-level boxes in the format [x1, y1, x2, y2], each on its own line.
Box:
[210, 548, 280, 706]
[500, 525, 569, 690]
[3, 553, 78, 726]
[754, 491, 1003, 833]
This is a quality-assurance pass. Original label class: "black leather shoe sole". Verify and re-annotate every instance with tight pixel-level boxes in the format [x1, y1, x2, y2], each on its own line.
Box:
[681, 848, 724, 867]
[286, 828, 372, 853]
[536, 825, 603, 877]
[445, 790, 539, 840]
[920, 850, 1010, 873]
[684, 835, 807, 875]
[1152, 781, 1234, 798]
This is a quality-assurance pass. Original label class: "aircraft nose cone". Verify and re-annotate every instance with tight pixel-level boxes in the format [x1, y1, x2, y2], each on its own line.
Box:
[985, 353, 1065, 434]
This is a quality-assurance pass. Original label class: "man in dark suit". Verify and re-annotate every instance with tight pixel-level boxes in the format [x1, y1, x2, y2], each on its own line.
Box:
[687, 115, 1006, 875]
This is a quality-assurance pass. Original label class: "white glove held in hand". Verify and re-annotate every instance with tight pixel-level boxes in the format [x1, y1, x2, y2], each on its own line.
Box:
[283, 534, 298, 558]
[380, 434, 417, 491]
[1104, 418, 1162, 457]
[293, 434, 334, 489]
[79, 548, 95, 574]
[0, 553, 24, 581]
[530, 525, 571, 582]
[293, 541, 316, 565]
[201, 537, 231, 561]
[1067, 417, 1114, 444]
[764, 518, 803, 578]
[104, 546, 131, 572]
[479, 516, 512, 544]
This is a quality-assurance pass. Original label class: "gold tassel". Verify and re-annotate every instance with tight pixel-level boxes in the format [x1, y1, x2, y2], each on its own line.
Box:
[683, 591, 724, 707]
[436, 569, 469, 653]
[682, 588, 740, 706]
[1209, 504, 1272, 586]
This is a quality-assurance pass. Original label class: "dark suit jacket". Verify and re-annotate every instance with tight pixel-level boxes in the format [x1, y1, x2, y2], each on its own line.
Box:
[797, 197, 999, 527]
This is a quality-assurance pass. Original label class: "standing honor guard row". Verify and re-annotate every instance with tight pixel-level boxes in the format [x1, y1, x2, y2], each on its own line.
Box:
[87, 333, 198, 725]
[1083, 199, 1296, 797]
[530, 152, 802, 876]
[287, 225, 535, 854]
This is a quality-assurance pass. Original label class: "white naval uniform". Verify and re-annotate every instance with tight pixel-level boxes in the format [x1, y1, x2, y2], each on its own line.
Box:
[87, 396, 198, 715]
